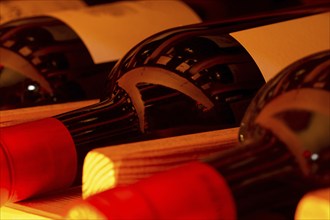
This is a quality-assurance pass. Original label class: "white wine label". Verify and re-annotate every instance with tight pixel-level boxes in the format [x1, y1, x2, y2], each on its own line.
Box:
[47, 1, 201, 64]
[230, 13, 330, 82]
[0, 0, 86, 25]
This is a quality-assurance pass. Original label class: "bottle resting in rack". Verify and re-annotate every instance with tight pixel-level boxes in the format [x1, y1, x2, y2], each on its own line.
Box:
[0, 0, 202, 110]
[0, 16, 113, 109]
[65, 50, 330, 220]
[0, 7, 329, 205]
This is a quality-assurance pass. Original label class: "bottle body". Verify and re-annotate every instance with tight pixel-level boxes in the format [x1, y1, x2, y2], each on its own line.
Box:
[65, 50, 330, 219]
[56, 16, 268, 180]
[65, 8, 329, 166]
[0, 6, 329, 205]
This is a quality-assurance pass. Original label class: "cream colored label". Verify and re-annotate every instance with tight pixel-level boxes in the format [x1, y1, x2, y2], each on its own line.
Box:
[230, 13, 330, 82]
[0, 0, 86, 24]
[48, 1, 201, 64]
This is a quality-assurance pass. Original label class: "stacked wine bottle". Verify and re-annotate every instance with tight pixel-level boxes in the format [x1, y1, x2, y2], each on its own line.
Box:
[0, 4, 329, 219]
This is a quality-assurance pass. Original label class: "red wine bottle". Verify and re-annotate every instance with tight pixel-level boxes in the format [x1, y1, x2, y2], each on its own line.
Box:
[0, 6, 329, 206]
[64, 50, 330, 220]
[0, 1, 203, 110]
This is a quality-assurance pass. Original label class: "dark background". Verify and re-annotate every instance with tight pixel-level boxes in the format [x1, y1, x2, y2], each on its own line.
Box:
[84, 0, 330, 20]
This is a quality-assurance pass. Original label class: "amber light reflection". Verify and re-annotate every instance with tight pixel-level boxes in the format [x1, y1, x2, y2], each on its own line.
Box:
[82, 151, 116, 198]
[295, 188, 330, 219]
[0, 206, 48, 219]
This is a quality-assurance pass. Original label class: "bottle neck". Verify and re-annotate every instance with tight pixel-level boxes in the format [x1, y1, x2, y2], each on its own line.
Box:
[55, 87, 141, 181]
[55, 81, 232, 176]
[205, 133, 310, 218]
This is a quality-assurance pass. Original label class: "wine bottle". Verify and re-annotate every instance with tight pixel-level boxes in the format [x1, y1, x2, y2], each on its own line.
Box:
[64, 50, 330, 220]
[0, 7, 329, 206]
[0, 0, 203, 110]
[0, 15, 113, 110]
